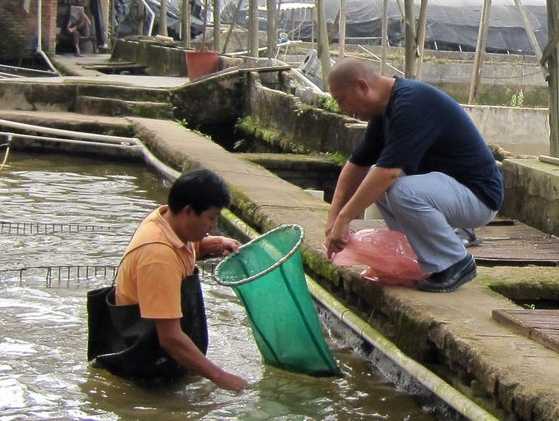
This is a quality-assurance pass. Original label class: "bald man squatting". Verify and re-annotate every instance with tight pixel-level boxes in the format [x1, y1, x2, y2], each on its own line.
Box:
[324, 58, 503, 292]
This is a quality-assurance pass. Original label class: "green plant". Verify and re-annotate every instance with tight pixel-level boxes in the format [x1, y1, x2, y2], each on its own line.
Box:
[318, 95, 341, 113]
[321, 151, 349, 166]
[176, 118, 189, 128]
[510, 89, 524, 107]
[522, 303, 536, 311]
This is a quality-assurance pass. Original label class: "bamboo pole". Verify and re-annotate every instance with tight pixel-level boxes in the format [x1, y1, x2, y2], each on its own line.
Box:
[468, 0, 492, 104]
[160, 0, 168, 36]
[249, 0, 258, 56]
[547, 0, 559, 157]
[415, 0, 428, 79]
[380, 0, 388, 75]
[404, 0, 416, 78]
[266, 0, 277, 58]
[183, 0, 191, 48]
[316, 0, 331, 89]
[513, 0, 546, 77]
[339, 0, 346, 58]
[214, 0, 221, 51]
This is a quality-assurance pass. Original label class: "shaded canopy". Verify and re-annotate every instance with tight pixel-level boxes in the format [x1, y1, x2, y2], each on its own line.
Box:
[223, 0, 549, 54]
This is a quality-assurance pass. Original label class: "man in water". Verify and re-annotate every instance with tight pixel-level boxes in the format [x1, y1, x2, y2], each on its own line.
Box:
[88, 169, 248, 391]
[324, 58, 503, 292]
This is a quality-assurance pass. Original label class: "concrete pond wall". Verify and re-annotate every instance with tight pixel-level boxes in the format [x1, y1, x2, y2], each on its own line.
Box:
[244, 70, 549, 158]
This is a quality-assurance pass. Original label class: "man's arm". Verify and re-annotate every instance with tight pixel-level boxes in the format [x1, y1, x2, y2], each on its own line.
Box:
[83, 12, 92, 26]
[199, 236, 240, 257]
[155, 318, 248, 391]
[326, 162, 370, 235]
[325, 166, 401, 258]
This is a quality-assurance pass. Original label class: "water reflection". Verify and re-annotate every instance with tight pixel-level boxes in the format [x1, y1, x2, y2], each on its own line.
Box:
[0, 152, 434, 420]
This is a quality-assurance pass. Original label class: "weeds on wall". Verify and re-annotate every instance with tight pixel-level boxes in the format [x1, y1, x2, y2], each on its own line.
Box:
[318, 95, 341, 114]
[510, 89, 525, 107]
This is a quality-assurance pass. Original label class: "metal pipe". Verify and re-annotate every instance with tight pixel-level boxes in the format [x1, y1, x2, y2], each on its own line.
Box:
[37, 0, 59, 75]
[0, 64, 55, 76]
[0, 131, 137, 146]
[9, 135, 142, 153]
[141, 0, 156, 36]
[0, 119, 140, 144]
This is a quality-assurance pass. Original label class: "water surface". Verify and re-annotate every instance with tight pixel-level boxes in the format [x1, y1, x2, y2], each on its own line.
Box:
[0, 152, 434, 420]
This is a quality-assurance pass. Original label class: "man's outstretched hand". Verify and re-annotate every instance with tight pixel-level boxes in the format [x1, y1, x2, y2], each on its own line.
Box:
[324, 217, 350, 259]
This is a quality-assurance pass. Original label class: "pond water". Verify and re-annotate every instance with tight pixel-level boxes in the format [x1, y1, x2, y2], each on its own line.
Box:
[0, 152, 435, 420]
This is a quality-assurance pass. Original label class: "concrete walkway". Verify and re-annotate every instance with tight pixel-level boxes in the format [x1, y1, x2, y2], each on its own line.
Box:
[13, 54, 189, 89]
[4, 110, 559, 420]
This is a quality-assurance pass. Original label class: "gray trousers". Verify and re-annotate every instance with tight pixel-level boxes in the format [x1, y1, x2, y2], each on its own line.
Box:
[376, 172, 497, 273]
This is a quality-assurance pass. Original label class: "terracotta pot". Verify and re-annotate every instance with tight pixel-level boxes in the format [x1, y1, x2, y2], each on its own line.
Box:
[185, 51, 220, 80]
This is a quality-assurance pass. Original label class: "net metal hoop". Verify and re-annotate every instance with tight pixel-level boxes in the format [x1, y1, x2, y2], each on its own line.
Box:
[214, 224, 304, 287]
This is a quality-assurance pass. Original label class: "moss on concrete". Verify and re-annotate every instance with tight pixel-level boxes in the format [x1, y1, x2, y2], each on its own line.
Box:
[478, 266, 559, 302]
[236, 116, 311, 154]
[502, 159, 559, 235]
[171, 72, 245, 128]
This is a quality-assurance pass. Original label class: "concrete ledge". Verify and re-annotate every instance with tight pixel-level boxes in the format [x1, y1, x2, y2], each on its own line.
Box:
[502, 158, 559, 235]
[112, 39, 188, 77]
[0, 110, 132, 137]
[76, 96, 173, 119]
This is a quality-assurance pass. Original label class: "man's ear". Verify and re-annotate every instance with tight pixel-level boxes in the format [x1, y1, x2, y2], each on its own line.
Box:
[182, 205, 194, 216]
[355, 79, 369, 96]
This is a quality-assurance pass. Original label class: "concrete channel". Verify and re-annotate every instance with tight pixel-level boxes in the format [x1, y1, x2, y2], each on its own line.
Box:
[2, 112, 559, 420]
[0, 118, 496, 420]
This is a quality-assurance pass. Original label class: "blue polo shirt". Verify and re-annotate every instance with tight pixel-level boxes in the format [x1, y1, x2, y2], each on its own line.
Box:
[349, 78, 503, 211]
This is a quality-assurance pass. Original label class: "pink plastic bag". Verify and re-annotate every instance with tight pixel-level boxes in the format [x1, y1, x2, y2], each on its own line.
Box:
[332, 228, 427, 287]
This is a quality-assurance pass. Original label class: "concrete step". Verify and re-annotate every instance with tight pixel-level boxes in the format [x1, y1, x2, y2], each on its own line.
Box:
[75, 95, 174, 119]
[75, 84, 171, 103]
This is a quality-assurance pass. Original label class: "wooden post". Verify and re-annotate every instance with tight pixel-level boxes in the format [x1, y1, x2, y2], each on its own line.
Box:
[312, 6, 317, 49]
[547, 0, 559, 157]
[249, 0, 259, 56]
[316, 0, 331, 89]
[267, 0, 277, 58]
[160, 0, 168, 36]
[513, 0, 546, 77]
[222, 0, 242, 53]
[404, 0, 416, 78]
[183, 0, 191, 48]
[137, 0, 145, 35]
[339, 0, 346, 58]
[213, 0, 220, 51]
[201, 0, 209, 49]
[108, 0, 115, 47]
[468, 0, 491, 104]
[380, 0, 388, 75]
[395, 0, 405, 42]
[415, 0, 428, 79]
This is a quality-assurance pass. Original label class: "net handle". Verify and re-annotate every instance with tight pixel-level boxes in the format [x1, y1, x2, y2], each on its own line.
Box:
[213, 224, 304, 287]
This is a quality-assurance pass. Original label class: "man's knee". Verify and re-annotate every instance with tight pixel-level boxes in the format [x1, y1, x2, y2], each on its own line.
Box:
[386, 176, 424, 209]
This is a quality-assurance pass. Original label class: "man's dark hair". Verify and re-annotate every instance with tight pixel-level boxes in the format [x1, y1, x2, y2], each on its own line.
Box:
[168, 169, 230, 214]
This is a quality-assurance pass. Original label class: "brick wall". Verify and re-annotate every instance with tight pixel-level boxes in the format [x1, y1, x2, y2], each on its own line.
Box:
[0, 0, 58, 61]
[42, 0, 58, 54]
